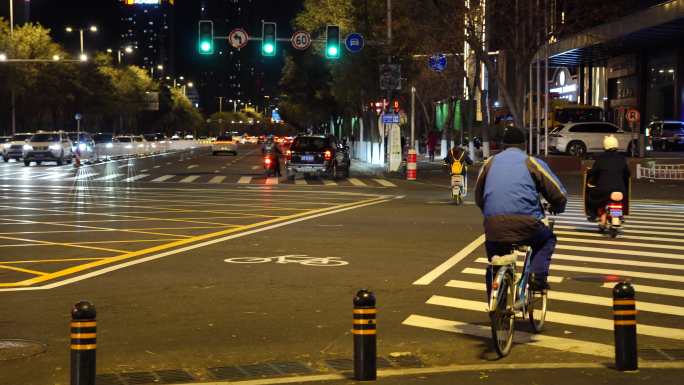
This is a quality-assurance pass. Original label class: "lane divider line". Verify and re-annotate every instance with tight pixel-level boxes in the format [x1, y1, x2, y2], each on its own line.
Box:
[413, 234, 485, 285]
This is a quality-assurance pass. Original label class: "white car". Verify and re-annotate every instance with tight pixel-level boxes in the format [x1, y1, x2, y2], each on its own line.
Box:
[23, 132, 74, 166]
[212, 135, 238, 155]
[67, 132, 95, 161]
[2, 132, 33, 162]
[548, 122, 636, 156]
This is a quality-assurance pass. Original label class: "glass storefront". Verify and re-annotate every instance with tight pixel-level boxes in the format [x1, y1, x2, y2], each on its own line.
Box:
[645, 51, 677, 122]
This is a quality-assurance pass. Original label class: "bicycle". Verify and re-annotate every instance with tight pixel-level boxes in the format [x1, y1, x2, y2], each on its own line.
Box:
[224, 255, 349, 267]
[488, 205, 554, 357]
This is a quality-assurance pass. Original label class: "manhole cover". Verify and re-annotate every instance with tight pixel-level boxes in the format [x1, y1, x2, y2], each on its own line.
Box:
[571, 275, 627, 283]
[0, 339, 46, 361]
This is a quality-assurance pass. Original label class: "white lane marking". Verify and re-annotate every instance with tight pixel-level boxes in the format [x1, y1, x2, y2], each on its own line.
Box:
[556, 244, 684, 260]
[151, 175, 175, 182]
[445, 279, 684, 317]
[251, 165, 260, 170]
[558, 236, 684, 251]
[187, 165, 199, 169]
[153, 165, 161, 169]
[117, 164, 133, 169]
[72, 172, 99, 180]
[265, 177, 279, 185]
[348, 178, 367, 187]
[601, 283, 684, 298]
[238, 176, 252, 184]
[0, 196, 393, 292]
[402, 314, 614, 358]
[413, 234, 486, 285]
[295, 179, 308, 185]
[208, 176, 226, 184]
[473, 258, 684, 283]
[553, 253, 684, 271]
[179, 175, 200, 183]
[460, 267, 564, 283]
[555, 230, 684, 244]
[426, 295, 684, 341]
[94, 174, 121, 181]
[374, 178, 397, 187]
[140, 169, 149, 173]
[555, 224, 684, 238]
[122, 174, 150, 182]
[166, 162, 172, 165]
[323, 179, 337, 186]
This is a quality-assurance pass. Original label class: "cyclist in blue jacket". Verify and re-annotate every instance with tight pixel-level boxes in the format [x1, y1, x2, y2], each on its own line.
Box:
[474, 127, 567, 295]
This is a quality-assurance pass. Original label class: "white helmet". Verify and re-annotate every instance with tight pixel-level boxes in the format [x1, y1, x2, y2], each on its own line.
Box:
[603, 135, 619, 150]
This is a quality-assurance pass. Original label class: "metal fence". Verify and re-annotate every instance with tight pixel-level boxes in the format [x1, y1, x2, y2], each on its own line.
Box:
[636, 164, 684, 180]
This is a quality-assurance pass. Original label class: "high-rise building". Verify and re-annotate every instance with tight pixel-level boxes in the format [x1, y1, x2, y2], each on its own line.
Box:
[119, 0, 175, 77]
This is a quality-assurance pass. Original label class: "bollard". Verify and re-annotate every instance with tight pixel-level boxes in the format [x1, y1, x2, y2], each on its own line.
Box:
[613, 282, 638, 371]
[406, 148, 417, 181]
[353, 289, 376, 381]
[71, 301, 97, 385]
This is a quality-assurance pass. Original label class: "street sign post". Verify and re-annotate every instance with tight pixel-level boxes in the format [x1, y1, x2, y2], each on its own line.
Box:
[228, 28, 249, 49]
[428, 54, 447, 72]
[626, 108, 640, 123]
[345, 33, 364, 53]
[291, 31, 312, 50]
[626, 108, 642, 157]
[382, 113, 400, 124]
[379, 64, 401, 91]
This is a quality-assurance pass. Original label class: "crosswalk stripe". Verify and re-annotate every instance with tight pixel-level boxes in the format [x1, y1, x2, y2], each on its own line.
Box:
[601, 283, 684, 298]
[559, 210, 684, 222]
[553, 253, 684, 271]
[426, 295, 684, 341]
[72, 172, 99, 180]
[122, 174, 149, 182]
[94, 174, 121, 181]
[151, 175, 175, 182]
[460, 267, 565, 283]
[265, 177, 279, 185]
[179, 175, 200, 183]
[557, 215, 684, 228]
[238, 176, 252, 184]
[555, 224, 684, 238]
[445, 280, 684, 317]
[348, 178, 367, 186]
[373, 178, 396, 187]
[558, 237, 684, 251]
[295, 179, 308, 185]
[323, 179, 337, 186]
[187, 165, 198, 169]
[140, 169, 149, 173]
[153, 165, 161, 169]
[556, 244, 684, 260]
[117, 164, 133, 169]
[473, 258, 684, 283]
[555, 230, 684, 244]
[38, 173, 71, 180]
[565, 203, 684, 215]
[208, 176, 226, 184]
[251, 165, 260, 170]
[555, 218, 684, 231]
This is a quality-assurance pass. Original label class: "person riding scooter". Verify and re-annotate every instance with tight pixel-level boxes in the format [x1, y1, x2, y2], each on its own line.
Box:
[586, 135, 630, 229]
[445, 144, 473, 201]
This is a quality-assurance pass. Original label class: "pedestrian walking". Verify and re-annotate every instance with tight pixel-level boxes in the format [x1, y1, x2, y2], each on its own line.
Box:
[427, 131, 438, 162]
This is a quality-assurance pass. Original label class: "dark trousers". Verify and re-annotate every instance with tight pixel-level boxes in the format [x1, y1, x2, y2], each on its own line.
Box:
[484, 225, 556, 297]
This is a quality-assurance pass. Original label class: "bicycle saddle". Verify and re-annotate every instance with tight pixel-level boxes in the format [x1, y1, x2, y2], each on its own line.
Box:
[490, 254, 518, 266]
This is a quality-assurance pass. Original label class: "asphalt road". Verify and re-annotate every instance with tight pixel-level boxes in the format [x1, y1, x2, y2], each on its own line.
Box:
[0, 146, 683, 385]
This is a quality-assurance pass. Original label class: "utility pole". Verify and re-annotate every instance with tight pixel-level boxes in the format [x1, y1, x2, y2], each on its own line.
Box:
[9, 0, 16, 134]
[410, 86, 416, 148]
[217, 96, 225, 113]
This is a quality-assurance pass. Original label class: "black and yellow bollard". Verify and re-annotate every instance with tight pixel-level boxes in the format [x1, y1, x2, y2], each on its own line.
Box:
[71, 301, 97, 385]
[353, 289, 376, 381]
[613, 282, 638, 371]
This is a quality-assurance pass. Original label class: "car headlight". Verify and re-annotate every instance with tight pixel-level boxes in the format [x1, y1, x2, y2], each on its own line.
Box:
[106, 142, 113, 149]
[2, 143, 10, 149]
[23, 144, 33, 151]
[151, 143, 156, 148]
[138, 144, 144, 148]
[125, 144, 132, 149]
[78, 143, 86, 151]
[49, 144, 61, 150]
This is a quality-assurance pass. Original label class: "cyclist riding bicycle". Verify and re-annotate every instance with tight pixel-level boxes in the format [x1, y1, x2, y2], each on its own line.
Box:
[475, 127, 567, 296]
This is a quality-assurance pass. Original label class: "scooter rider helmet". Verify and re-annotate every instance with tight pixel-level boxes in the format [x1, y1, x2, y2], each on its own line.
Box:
[603, 135, 619, 151]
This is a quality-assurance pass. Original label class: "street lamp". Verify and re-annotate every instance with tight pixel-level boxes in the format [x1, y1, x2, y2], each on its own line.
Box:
[52, 54, 61, 61]
[65, 25, 98, 57]
[124, 46, 133, 54]
[0, 53, 7, 62]
[187, 82, 194, 88]
[79, 53, 88, 62]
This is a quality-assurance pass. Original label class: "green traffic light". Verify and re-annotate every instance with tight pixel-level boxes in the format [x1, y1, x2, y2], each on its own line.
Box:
[327, 46, 339, 57]
[200, 41, 212, 53]
[263, 43, 275, 55]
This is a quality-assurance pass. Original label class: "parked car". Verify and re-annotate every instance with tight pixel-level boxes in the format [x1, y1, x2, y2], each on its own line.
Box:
[66, 132, 95, 160]
[646, 120, 684, 151]
[548, 122, 636, 156]
[212, 134, 238, 155]
[286, 135, 350, 179]
[2, 132, 33, 162]
[23, 131, 73, 166]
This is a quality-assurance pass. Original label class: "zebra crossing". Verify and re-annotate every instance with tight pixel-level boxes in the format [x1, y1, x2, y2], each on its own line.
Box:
[405, 197, 684, 355]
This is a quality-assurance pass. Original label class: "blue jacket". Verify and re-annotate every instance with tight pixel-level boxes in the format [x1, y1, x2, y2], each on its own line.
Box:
[475, 148, 567, 242]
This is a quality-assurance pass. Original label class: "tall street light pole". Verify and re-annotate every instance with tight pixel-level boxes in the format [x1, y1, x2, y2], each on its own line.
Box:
[9, 0, 16, 134]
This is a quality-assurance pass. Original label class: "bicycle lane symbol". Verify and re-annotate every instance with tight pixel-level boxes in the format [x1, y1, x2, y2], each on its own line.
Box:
[224, 255, 349, 267]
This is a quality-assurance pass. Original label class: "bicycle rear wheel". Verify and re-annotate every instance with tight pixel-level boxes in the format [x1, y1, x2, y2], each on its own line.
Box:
[527, 288, 548, 333]
[490, 271, 515, 357]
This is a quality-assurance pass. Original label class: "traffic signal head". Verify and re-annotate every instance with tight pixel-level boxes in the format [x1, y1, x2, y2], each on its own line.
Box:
[198, 20, 214, 55]
[326, 25, 340, 59]
[262, 22, 277, 57]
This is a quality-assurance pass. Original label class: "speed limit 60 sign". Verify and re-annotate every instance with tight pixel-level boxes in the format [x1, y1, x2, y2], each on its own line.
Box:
[291, 31, 311, 50]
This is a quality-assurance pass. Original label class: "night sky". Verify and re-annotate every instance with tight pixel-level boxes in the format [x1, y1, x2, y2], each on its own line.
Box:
[1, 0, 301, 102]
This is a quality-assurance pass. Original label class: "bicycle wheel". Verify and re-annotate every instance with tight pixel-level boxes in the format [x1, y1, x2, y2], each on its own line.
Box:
[300, 257, 349, 266]
[527, 288, 547, 333]
[224, 257, 271, 263]
[490, 271, 515, 357]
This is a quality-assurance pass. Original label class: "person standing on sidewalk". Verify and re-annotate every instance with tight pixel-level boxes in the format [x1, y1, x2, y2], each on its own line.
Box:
[427, 131, 438, 162]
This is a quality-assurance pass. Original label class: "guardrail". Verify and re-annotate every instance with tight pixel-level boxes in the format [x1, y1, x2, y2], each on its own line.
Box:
[636, 163, 684, 180]
[85, 140, 211, 163]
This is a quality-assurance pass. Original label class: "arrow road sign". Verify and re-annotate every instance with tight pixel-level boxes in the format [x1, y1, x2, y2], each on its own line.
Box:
[428, 54, 447, 72]
[345, 33, 364, 53]
[291, 30, 312, 50]
[228, 28, 249, 49]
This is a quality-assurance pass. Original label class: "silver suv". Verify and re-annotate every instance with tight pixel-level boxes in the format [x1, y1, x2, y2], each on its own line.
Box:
[23, 132, 74, 166]
[2, 132, 33, 162]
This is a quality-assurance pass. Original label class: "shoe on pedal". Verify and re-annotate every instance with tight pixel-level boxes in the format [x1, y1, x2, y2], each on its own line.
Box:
[529, 275, 550, 291]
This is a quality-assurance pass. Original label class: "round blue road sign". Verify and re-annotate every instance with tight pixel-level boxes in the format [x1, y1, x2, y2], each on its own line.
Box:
[345, 33, 365, 53]
[428, 54, 447, 72]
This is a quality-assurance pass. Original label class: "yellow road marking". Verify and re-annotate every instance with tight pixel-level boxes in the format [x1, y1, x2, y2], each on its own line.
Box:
[0, 265, 48, 276]
[0, 258, 105, 264]
[0, 235, 129, 254]
[0, 239, 174, 248]
[1, 196, 387, 287]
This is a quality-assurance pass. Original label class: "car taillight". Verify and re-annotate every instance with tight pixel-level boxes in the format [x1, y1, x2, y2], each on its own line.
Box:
[286, 150, 291, 161]
[324, 150, 332, 161]
[264, 157, 272, 165]
[607, 203, 623, 209]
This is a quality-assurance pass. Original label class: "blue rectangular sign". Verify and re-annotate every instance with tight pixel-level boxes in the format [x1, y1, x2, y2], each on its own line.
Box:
[382, 114, 400, 124]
